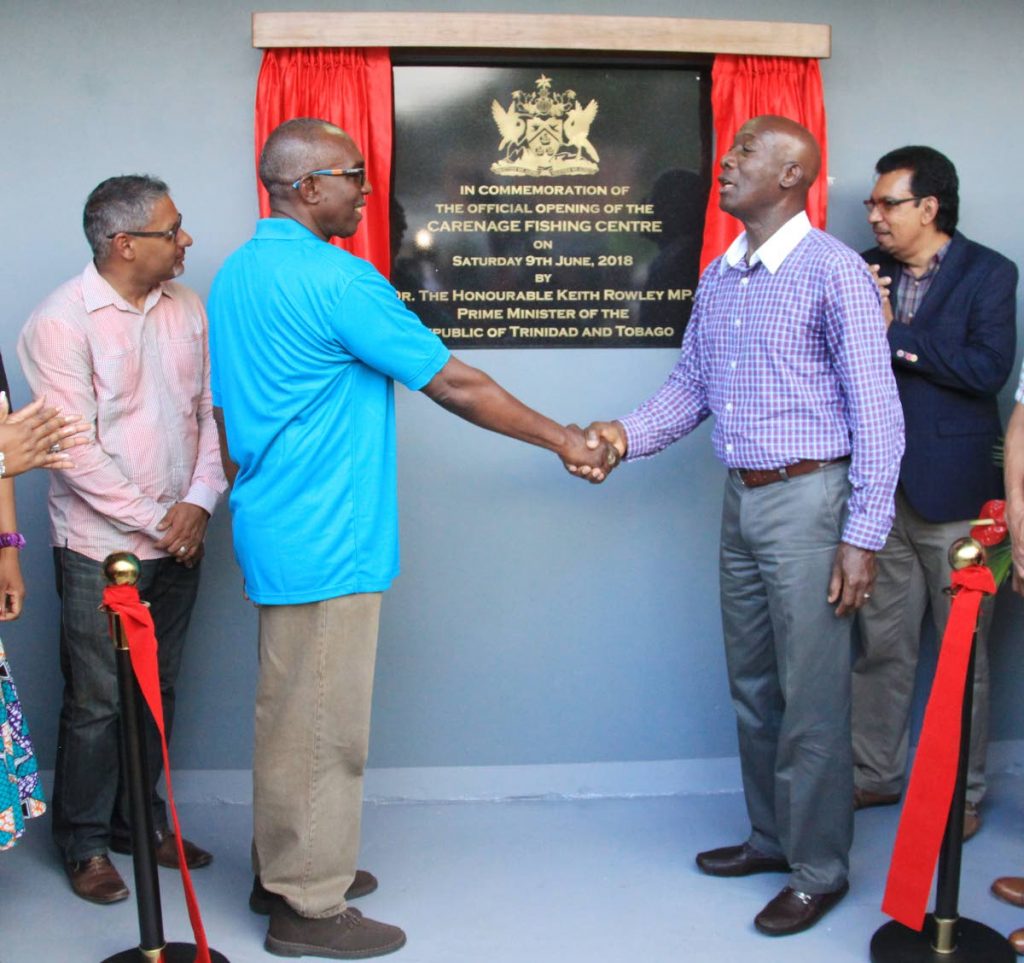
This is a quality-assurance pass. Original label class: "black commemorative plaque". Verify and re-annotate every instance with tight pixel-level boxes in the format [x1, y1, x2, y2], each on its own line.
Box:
[391, 64, 709, 348]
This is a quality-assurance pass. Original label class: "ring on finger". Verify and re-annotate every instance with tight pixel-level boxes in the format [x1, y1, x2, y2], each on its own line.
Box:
[48, 442, 61, 454]
[178, 545, 188, 555]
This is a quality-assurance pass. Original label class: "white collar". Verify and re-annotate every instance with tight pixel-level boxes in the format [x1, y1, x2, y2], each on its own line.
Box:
[721, 211, 812, 275]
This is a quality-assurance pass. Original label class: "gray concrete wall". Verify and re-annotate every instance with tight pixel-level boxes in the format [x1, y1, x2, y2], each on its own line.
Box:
[1, 0, 1021, 777]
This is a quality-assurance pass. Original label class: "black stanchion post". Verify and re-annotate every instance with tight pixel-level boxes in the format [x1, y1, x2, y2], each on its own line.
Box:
[99, 552, 229, 963]
[931, 638, 975, 953]
[869, 537, 1012, 963]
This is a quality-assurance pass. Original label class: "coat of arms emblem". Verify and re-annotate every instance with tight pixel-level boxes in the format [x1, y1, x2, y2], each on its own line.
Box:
[490, 75, 599, 177]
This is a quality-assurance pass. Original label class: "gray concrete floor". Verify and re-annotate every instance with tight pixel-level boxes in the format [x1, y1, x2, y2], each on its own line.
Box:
[3, 777, 1024, 962]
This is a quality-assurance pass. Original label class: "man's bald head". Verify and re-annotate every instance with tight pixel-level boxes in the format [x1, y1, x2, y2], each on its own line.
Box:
[259, 118, 353, 199]
[718, 115, 821, 234]
[744, 115, 821, 187]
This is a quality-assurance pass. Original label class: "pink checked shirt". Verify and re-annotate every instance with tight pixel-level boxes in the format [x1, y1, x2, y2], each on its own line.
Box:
[17, 262, 226, 561]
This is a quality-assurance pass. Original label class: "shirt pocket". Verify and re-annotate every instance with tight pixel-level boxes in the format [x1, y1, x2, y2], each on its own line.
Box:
[93, 346, 143, 417]
[160, 333, 204, 415]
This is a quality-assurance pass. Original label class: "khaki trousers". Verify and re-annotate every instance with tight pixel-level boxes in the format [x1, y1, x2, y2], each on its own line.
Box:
[253, 592, 382, 918]
[853, 488, 992, 804]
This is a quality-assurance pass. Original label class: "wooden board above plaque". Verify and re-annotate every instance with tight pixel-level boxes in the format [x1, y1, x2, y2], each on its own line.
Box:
[252, 13, 831, 58]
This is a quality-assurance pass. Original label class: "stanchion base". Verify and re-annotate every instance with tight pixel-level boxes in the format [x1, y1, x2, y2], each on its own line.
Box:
[871, 916, 1014, 962]
[101, 943, 230, 962]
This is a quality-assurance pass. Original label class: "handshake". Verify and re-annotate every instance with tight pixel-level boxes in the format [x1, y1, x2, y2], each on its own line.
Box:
[560, 420, 627, 484]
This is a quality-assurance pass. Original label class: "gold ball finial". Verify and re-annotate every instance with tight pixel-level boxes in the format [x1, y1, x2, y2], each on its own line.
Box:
[948, 537, 986, 571]
[103, 552, 142, 586]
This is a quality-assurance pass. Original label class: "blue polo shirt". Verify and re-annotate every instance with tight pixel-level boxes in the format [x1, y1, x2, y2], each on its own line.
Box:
[208, 218, 450, 604]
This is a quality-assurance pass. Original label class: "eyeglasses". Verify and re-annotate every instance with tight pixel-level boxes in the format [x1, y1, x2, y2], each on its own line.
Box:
[107, 213, 183, 241]
[291, 168, 367, 190]
[861, 196, 921, 213]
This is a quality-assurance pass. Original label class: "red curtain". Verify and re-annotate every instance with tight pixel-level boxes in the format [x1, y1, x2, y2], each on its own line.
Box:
[699, 56, 828, 272]
[254, 48, 394, 275]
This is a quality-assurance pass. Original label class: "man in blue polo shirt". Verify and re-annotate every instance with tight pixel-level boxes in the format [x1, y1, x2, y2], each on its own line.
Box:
[208, 117, 614, 960]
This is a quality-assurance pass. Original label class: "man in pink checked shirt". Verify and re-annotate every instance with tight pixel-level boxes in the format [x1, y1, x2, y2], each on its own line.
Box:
[18, 175, 227, 906]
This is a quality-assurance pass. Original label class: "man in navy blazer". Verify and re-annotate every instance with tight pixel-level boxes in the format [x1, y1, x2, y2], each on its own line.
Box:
[851, 145, 1018, 838]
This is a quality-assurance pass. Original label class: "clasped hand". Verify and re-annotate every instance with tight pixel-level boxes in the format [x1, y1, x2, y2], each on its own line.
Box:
[155, 502, 210, 567]
[559, 420, 627, 484]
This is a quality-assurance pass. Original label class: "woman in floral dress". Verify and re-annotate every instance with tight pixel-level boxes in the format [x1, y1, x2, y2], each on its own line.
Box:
[0, 353, 89, 850]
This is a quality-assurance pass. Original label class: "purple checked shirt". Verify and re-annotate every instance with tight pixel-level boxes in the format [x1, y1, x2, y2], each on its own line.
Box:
[620, 213, 904, 551]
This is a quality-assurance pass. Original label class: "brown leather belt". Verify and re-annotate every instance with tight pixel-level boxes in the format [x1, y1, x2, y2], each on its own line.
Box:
[735, 457, 849, 489]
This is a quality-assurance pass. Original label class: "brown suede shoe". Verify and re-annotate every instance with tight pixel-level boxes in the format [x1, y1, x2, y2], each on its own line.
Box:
[754, 882, 849, 936]
[963, 802, 981, 841]
[110, 829, 212, 869]
[1009, 926, 1024, 955]
[266, 901, 406, 959]
[65, 855, 130, 904]
[250, 870, 379, 915]
[993, 876, 1024, 907]
[853, 787, 901, 810]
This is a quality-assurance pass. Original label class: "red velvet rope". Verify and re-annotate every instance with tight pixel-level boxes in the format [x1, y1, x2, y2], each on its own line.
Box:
[103, 584, 211, 963]
[881, 564, 996, 930]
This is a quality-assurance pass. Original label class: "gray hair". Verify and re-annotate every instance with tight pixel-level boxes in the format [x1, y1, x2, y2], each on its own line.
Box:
[259, 118, 348, 199]
[83, 175, 169, 260]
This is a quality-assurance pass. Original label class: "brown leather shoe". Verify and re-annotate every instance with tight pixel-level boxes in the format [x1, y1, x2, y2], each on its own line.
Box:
[696, 842, 790, 877]
[250, 869, 379, 915]
[754, 882, 849, 936]
[963, 802, 981, 841]
[853, 787, 901, 810]
[1009, 927, 1024, 955]
[266, 901, 406, 958]
[110, 829, 213, 869]
[993, 876, 1024, 907]
[65, 855, 130, 904]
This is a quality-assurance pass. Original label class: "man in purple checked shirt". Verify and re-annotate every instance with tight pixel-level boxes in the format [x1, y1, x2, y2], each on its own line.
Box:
[577, 116, 905, 936]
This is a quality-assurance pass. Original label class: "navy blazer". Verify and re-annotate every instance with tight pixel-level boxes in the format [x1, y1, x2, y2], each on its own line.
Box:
[862, 232, 1018, 523]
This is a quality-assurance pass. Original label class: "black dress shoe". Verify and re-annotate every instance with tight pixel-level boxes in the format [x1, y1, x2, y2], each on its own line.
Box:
[696, 842, 790, 877]
[754, 882, 849, 936]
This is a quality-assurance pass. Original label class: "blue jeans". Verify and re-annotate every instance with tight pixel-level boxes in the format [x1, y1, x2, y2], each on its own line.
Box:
[50, 548, 200, 863]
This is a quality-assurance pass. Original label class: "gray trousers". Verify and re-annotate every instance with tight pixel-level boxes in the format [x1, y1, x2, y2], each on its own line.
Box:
[720, 462, 854, 895]
[253, 592, 382, 918]
[852, 488, 992, 804]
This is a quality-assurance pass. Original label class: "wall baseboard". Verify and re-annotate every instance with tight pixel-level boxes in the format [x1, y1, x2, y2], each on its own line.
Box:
[39, 739, 1024, 806]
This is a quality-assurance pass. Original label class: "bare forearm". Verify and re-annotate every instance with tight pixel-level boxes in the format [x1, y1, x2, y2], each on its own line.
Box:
[0, 478, 17, 532]
[213, 407, 239, 487]
[0, 479, 25, 618]
[421, 358, 570, 454]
